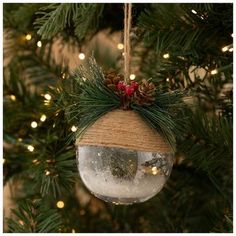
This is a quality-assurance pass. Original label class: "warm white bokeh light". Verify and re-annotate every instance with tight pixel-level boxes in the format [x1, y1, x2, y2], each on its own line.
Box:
[78, 53, 85, 60]
[31, 121, 38, 128]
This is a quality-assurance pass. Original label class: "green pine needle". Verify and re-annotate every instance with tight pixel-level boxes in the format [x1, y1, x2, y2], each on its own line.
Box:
[7, 199, 63, 233]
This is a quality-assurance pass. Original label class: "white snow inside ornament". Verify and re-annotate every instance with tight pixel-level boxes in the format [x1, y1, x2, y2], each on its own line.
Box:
[76, 109, 174, 205]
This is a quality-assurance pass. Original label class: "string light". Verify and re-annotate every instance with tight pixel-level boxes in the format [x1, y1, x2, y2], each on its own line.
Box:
[10, 95, 16, 101]
[61, 73, 66, 79]
[31, 121, 38, 128]
[151, 166, 159, 175]
[18, 220, 24, 225]
[32, 159, 40, 165]
[177, 56, 186, 61]
[45, 170, 50, 176]
[222, 46, 229, 52]
[191, 9, 197, 14]
[27, 145, 34, 152]
[117, 43, 124, 50]
[166, 78, 170, 82]
[78, 53, 85, 60]
[44, 100, 50, 106]
[211, 69, 218, 75]
[163, 53, 170, 59]
[56, 201, 65, 208]
[221, 44, 233, 53]
[129, 74, 136, 80]
[25, 34, 32, 41]
[40, 114, 47, 122]
[44, 94, 52, 106]
[37, 41, 42, 48]
[44, 94, 51, 101]
[71, 126, 77, 132]
[18, 138, 23, 142]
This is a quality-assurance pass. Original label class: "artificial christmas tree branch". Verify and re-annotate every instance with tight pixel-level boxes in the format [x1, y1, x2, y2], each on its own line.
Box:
[3, 3, 232, 233]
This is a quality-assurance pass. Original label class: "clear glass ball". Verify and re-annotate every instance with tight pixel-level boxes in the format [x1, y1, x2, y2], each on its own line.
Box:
[77, 145, 174, 205]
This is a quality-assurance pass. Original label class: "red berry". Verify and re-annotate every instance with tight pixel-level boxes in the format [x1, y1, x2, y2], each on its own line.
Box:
[125, 85, 135, 96]
[117, 81, 126, 91]
[131, 81, 139, 90]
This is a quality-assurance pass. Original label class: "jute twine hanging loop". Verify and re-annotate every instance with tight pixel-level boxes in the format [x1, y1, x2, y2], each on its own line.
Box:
[124, 3, 132, 83]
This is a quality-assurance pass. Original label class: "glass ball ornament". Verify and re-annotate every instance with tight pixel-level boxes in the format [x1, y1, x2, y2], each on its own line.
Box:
[77, 146, 173, 204]
[76, 110, 174, 205]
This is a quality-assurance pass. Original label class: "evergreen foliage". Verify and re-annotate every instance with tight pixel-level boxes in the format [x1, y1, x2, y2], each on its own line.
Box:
[3, 3, 233, 233]
[35, 3, 104, 41]
[7, 199, 63, 233]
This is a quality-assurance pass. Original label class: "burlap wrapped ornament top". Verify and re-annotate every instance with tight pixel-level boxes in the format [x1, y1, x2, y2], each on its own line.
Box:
[76, 109, 171, 152]
[76, 109, 174, 205]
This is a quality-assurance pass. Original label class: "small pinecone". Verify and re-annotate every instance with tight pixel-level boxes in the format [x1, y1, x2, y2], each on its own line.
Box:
[104, 71, 124, 91]
[134, 79, 156, 105]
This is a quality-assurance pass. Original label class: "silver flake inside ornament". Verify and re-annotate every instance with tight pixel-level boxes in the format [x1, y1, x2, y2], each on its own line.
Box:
[77, 145, 174, 205]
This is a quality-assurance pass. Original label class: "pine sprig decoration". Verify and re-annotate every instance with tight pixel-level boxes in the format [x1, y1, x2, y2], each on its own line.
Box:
[61, 57, 120, 139]
[132, 90, 186, 151]
[61, 57, 186, 150]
